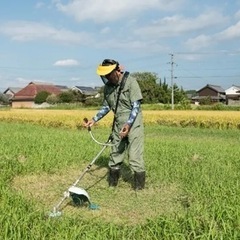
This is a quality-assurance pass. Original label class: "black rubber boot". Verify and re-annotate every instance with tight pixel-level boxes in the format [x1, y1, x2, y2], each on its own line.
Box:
[134, 171, 145, 190]
[109, 166, 120, 187]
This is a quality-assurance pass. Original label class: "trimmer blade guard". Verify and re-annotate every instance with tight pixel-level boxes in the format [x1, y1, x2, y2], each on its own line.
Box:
[68, 186, 90, 206]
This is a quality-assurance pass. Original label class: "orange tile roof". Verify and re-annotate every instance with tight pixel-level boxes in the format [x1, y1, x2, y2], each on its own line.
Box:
[13, 82, 62, 100]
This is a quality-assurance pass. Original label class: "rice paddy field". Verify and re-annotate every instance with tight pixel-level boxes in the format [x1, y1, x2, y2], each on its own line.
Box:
[0, 109, 240, 239]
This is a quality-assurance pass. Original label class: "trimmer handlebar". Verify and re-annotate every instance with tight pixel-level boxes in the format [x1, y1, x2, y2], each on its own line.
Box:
[83, 117, 117, 147]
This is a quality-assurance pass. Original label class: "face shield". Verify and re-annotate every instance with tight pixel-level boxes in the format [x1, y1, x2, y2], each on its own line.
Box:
[96, 59, 125, 85]
[100, 76, 108, 85]
[96, 62, 118, 85]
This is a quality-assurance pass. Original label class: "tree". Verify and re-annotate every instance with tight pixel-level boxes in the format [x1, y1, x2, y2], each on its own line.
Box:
[71, 89, 85, 102]
[59, 90, 75, 103]
[131, 72, 160, 104]
[159, 77, 171, 103]
[131, 72, 188, 105]
[0, 93, 9, 105]
[199, 96, 211, 105]
[173, 84, 187, 103]
[34, 91, 50, 104]
[46, 94, 59, 104]
[185, 90, 197, 97]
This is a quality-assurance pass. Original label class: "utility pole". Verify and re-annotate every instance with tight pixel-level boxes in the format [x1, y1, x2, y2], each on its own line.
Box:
[169, 53, 176, 110]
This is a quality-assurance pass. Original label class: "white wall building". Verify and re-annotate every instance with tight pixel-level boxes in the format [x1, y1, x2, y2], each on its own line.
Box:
[225, 85, 240, 105]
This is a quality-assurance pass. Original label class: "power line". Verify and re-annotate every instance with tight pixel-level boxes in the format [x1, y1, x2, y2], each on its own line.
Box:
[177, 75, 240, 79]
[175, 50, 240, 55]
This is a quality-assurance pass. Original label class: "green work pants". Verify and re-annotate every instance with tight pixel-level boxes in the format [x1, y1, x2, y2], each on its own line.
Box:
[109, 114, 145, 173]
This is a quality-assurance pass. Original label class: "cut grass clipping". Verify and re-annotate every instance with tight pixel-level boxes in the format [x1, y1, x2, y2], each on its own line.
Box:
[12, 163, 183, 225]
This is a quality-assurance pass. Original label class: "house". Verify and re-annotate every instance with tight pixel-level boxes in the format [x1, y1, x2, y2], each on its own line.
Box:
[192, 84, 226, 104]
[3, 87, 22, 101]
[55, 85, 69, 92]
[225, 85, 240, 105]
[71, 86, 100, 99]
[12, 82, 62, 108]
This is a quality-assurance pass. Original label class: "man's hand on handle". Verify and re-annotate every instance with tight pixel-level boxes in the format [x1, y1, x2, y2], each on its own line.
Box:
[119, 123, 130, 139]
[83, 118, 95, 129]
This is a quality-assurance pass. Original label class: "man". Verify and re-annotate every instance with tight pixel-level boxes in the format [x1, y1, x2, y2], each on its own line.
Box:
[84, 59, 145, 190]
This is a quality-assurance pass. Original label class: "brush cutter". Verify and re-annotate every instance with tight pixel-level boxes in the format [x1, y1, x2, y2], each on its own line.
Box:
[49, 118, 117, 218]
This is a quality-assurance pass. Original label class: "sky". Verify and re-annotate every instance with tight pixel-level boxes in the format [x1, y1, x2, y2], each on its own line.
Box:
[1, 0, 240, 92]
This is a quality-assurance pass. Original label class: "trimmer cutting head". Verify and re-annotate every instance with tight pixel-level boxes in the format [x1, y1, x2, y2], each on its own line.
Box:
[48, 186, 91, 218]
[68, 186, 90, 206]
[68, 186, 100, 210]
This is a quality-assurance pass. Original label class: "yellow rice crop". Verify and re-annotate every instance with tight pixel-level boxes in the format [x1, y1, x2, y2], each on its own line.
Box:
[0, 109, 240, 129]
[0, 109, 112, 128]
[144, 110, 240, 129]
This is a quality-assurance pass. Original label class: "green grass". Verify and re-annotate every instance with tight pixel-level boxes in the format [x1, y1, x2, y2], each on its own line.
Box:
[0, 122, 240, 239]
